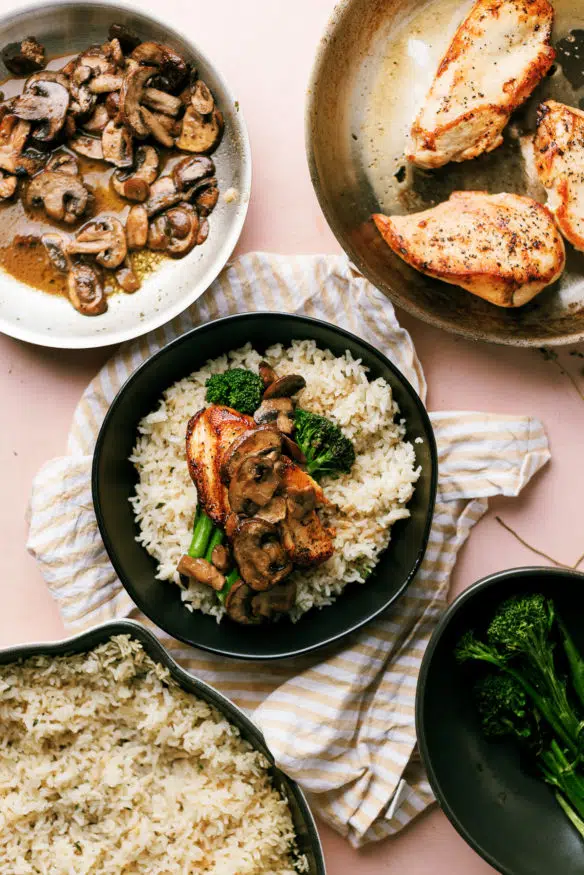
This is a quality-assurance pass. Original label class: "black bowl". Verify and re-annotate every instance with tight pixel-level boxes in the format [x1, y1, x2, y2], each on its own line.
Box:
[93, 312, 437, 660]
[0, 619, 325, 875]
[416, 567, 584, 875]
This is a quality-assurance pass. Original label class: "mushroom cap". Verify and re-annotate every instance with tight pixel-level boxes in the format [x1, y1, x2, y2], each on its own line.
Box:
[26, 170, 89, 223]
[263, 374, 306, 399]
[145, 175, 183, 216]
[177, 106, 223, 154]
[115, 259, 141, 293]
[232, 518, 293, 591]
[111, 144, 159, 201]
[221, 427, 283, 483]
[13, 77, 70, 141]
[41, 232, 71, 272]
[74, 216, 127, 269]
[195, 183, 219, 216]
[224, 580, 258, 625]
[165, 203, 200, 257]
[67, 262, 106, 316]
[69, 133, 104, 161]
[190, 79, 214, 115]
[172, 154, 214, 191]
[130, 41, 188, 92]
[228, 452, 281, 516]
[46, 151, 80, 176]
[119, 64, 157, 138]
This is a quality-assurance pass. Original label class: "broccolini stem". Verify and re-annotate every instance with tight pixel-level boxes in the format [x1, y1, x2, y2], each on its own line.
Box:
[540, 741, 584, 820]
[558, 614, 584, 714]
[555, 793, 584, 841]
[188, 510, 214, 559]
[204, 527, 224, 563]
[217, 568, 241, 605]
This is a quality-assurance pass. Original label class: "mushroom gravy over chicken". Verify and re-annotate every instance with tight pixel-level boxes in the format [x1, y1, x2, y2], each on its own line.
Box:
[0, 26, 222, 316]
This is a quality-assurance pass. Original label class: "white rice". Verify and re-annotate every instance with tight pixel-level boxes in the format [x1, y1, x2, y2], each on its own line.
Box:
[0, 636, 301, 874]
[130, 340, 420, 621]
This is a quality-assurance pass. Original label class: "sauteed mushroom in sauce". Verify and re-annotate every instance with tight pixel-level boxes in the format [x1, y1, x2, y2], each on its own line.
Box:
[0, 27, 224, 316]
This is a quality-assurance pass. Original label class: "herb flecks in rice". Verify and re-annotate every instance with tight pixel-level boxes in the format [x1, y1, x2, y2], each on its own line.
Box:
[129, 340, 420, 621]
[0, 636, 299, 874]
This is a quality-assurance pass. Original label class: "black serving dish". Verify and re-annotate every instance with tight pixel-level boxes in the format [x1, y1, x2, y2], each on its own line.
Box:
[93, 312, 437, 660]
[0, 620, 325, 874]
[416, 567, 584, 875]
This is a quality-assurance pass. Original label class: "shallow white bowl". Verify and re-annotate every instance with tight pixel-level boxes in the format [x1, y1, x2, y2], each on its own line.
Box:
[0, 0, 251, 348]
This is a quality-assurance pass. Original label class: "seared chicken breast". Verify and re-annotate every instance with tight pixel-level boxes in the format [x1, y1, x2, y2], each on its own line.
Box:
[186, 405, 254, 526]
[407, 0, 555, 169]
[533, 100, 584, 251]
[373, 191, 565, 307]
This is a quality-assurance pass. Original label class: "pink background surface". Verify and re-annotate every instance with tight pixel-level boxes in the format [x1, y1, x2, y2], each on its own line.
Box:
[1, 0, 583, 871]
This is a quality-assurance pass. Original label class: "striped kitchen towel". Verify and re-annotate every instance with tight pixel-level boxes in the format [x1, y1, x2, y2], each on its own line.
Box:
[27, 252, 549, 847]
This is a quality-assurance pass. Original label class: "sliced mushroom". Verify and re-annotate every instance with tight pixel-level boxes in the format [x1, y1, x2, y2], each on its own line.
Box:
[232, 518, 293, 591]
[172, 154, 214, 191]
[41, 232, 71, 272]
[26, 171, 89, 223]
[221, 428, 283, 483]
[190, 79, 214, 115]
[67, 262, 106, 316]
[69, 82, 96, 120]
[259, 361, 276, 389]
[101, 119, 133, 167]
[12, 78, 69, 142]
[119, 64, 156, 138]
[177, 555, 225, 590]
[263, 374, 306, 400]
[88, 73, 123, 94]
[178, 106, 223, 153]
[147, 213, 170, 250]
[111, 144, 158, 201]
[142, 87, 182, 116]
[195, 183, 219, 216]
[0, 171, 17, 199]
[254, 495, 287, 525]
[211, 544, 231, 573]
[165, 203, 199, 257]
[140, 105, 174, 147]
[126, 204, 148, 249]
[115, 257, 140, 293]
[81, 104, 109, 135]
[251, 580, 297, 619]
[145, 175, 183, 216]
[46, 150, 79, 176]
[0, 117, 30, 173]
[15, 145, 47, 177]
[254, 398, 294, 430]
[130, 42, 187, 92]
[105, 90, 121, 119]
[108, 23, 141, 54]
[196, 217, 209, 245]
[70, 217, 127, 269]
[69, 133, 104, 160]
[228, 452, 281, 516]
[224, 580, 257, 625]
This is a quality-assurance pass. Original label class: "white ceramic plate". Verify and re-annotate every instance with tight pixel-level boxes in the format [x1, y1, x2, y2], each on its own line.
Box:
[0, 0, 251, 348]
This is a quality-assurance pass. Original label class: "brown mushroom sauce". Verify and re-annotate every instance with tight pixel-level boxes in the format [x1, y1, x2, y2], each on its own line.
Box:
[0, 32, 223, 315]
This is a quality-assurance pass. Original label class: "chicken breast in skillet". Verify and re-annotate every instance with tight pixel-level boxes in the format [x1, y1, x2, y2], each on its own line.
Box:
[373, 191, 565, 307]
[533, 100, 584, 251]
[407, 0, 555, 169]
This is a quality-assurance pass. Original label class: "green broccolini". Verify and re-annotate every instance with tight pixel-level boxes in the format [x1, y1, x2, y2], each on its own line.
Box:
[456, 593, 584, 843]
[293, 408, 355, 480]
[205, 368, 263, 416]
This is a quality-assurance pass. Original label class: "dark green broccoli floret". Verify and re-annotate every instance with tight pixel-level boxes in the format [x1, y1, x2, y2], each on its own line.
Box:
[487, 593, 554, 655]
[205, 368, 263, 416]
[474, 673, 535, 740]
[294, 408, 355, 480]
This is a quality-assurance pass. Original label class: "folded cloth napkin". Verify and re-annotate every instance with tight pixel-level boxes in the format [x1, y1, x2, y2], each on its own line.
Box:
[27, 252, 550, 847]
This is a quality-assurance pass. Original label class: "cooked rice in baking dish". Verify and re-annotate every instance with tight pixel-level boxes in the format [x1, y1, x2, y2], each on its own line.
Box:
[130, 340, 420, 621]
[0, 635, 301, 874]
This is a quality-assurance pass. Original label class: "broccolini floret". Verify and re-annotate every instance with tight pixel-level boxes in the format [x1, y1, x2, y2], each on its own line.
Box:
[205, 368, 263, 416]
[294, 408, 355, 480]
